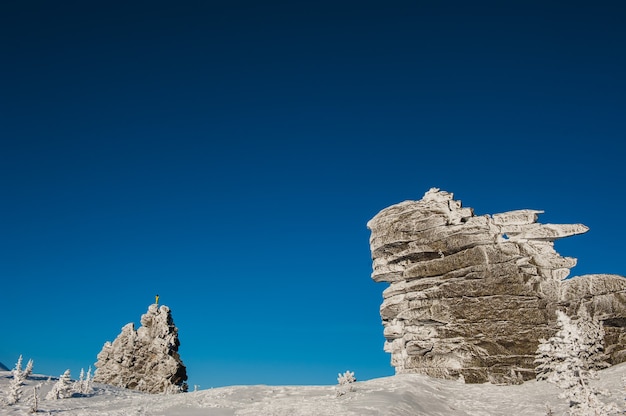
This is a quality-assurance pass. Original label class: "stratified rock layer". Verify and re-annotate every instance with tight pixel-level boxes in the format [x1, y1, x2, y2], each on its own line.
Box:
[367, 188, 626, 383]
[94, 304, 188, 393]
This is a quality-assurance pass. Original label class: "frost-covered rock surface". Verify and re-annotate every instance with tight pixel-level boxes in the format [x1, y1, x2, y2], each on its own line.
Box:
[367, 188, 626, 383]
[94, 304, 188, 393]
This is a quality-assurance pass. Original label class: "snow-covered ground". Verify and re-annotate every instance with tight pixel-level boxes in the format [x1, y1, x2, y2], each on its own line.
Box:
[2, 365, 625, 415]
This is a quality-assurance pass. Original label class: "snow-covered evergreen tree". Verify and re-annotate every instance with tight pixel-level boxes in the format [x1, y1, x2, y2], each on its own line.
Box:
[7, 355, 24, 405]
[535, 309, 615, 415]
[72, 367, 94, 395]
[6, 355, 29, 405]
[73, 368, 85, 395]
[576, 306, 610, 373]
[6, 375, 22, 405]
[46, 369, 74, 400]
[13, 355, 23, 376]
[23, 359, 34, 380]
[84, 366, 94, 395]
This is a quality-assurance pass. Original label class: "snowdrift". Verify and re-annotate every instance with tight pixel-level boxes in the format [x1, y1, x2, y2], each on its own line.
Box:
[2, 364, 626, 415]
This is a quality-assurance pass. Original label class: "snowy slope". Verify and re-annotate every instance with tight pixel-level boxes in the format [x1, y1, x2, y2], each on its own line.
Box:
[2, 365, 626, 415]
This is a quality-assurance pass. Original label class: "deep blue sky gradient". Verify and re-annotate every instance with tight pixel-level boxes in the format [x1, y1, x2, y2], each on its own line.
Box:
[1, 1, 625, 388]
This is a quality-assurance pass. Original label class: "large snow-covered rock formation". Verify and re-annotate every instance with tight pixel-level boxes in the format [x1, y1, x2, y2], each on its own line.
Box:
[94, 304, 188, 393]
[367, 188, 626, 383]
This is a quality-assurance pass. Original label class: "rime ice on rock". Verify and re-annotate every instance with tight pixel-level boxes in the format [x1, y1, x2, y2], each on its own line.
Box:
[94, 304, 188, 393]
[367, 188, 626, 384]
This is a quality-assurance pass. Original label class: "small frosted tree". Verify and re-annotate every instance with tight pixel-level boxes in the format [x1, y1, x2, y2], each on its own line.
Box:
[535, 309, 615, 415]
[23, 359, 34, 379]
[6, 355, 30, 405]
[576, 307, 610, 373]
[336, 370, 356, 397]
[14, 355, 23, 375]
[84, 366, 94, 395]
[29, 384, 41, 413]
[72, 367, 94, 395]
[7, 355, 22, 406]
[46, 369, 74, 400]
[73, 368, 85, 395]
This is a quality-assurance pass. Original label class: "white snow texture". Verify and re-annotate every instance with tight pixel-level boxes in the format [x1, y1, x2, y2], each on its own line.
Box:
[2, 364, 626, 415]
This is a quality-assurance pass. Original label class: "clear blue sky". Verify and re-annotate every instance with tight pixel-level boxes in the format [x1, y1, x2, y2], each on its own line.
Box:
[1, 1, 625, 388]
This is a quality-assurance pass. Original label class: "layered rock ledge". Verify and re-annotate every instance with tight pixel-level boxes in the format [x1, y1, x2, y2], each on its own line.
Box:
[367, 188, 626, 383]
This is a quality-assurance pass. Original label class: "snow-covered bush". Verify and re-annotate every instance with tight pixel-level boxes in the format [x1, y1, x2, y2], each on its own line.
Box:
[46, 369, 74, 400]
[338, 370, 356, 385]
[336, 370, 356, 397]
[535, 309, 616, 415]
